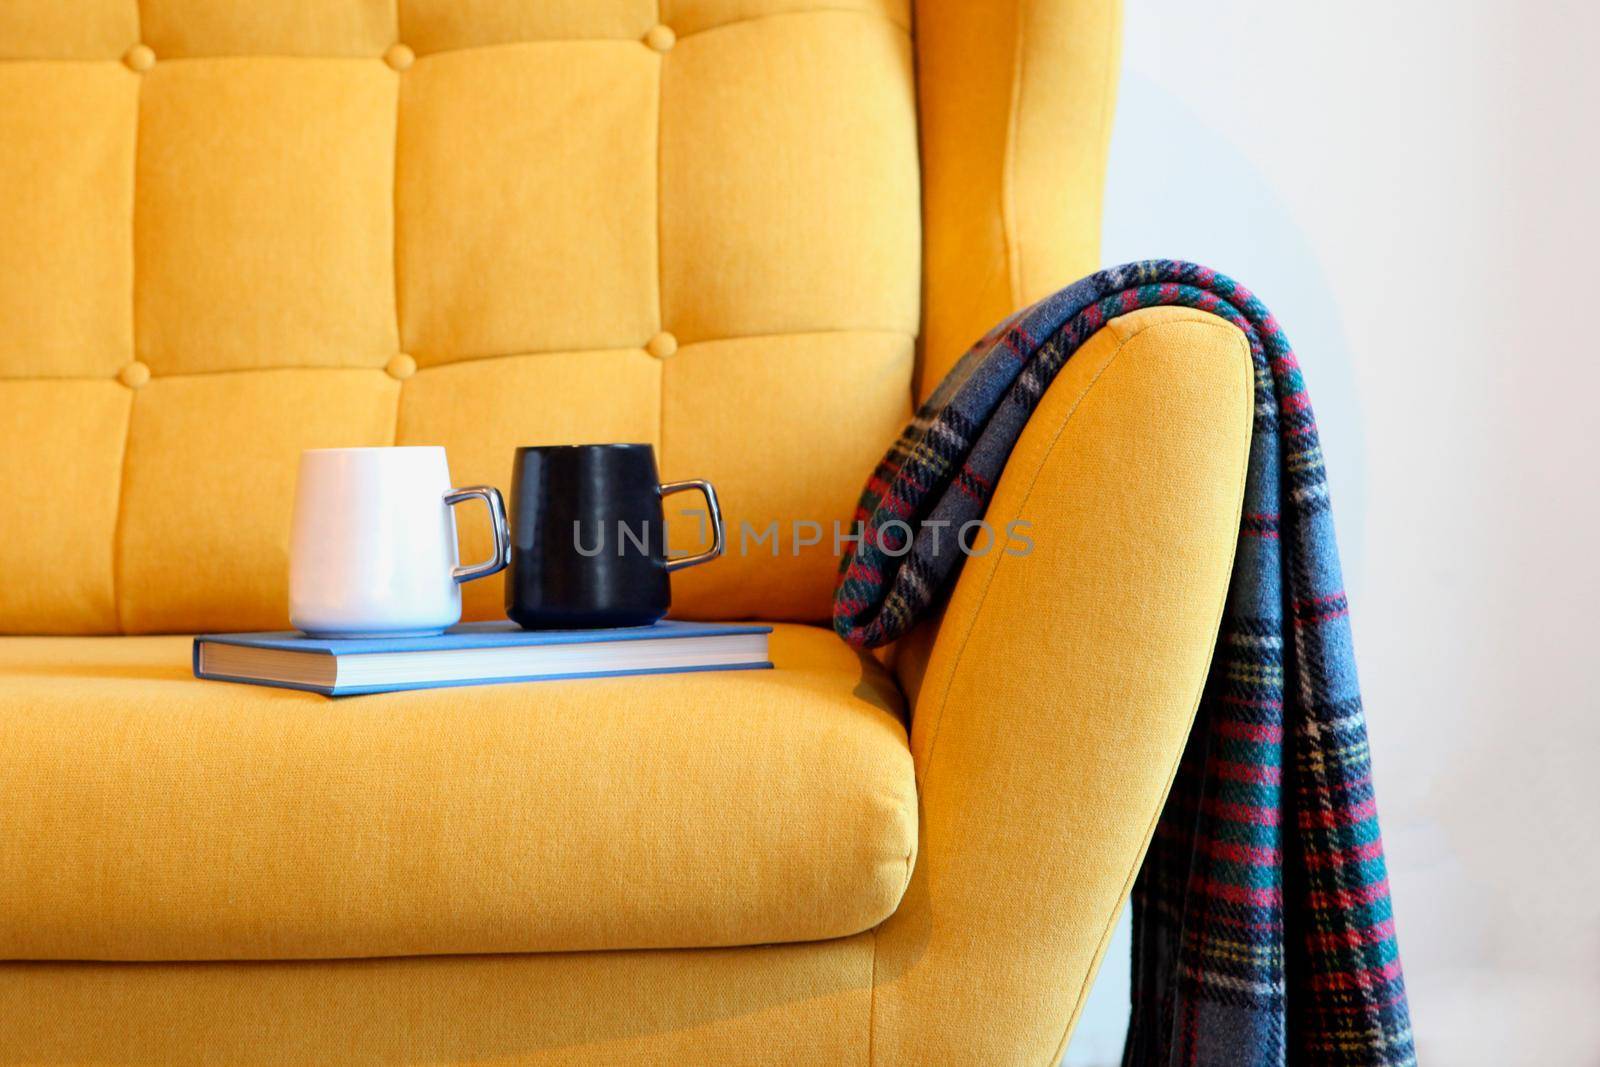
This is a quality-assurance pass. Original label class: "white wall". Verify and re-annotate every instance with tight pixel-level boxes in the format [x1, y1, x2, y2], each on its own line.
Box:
[1067, 3, 1600, 1064]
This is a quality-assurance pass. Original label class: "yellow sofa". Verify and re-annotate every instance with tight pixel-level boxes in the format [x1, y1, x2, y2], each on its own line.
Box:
[0, 1, 1254, 1062]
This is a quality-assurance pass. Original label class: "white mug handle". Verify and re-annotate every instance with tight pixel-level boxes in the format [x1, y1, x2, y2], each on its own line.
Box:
[444, 486, 510, 583]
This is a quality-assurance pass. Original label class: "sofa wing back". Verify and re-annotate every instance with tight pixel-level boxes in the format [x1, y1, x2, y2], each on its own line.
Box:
[0, 0, 923, 634]
[915, 0, 1120, 397]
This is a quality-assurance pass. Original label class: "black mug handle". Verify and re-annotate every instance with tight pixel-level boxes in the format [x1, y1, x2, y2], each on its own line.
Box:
[659, 480, 724, 572]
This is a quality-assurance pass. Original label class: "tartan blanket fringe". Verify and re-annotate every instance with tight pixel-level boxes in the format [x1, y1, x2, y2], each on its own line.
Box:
[832, 261, 1415, 1066]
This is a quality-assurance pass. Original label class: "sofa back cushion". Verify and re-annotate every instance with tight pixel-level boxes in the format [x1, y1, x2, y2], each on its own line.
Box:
[0, 0, 920, 634]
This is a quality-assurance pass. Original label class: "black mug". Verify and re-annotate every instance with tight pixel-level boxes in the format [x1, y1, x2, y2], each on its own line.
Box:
[506, 444, 724, 629]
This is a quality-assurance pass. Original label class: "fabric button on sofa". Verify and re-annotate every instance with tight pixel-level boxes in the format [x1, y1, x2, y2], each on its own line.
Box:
[0, 1, 1255, 1062]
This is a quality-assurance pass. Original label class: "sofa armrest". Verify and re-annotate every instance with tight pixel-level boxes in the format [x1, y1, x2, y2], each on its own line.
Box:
[871, 306, 1255, 1064]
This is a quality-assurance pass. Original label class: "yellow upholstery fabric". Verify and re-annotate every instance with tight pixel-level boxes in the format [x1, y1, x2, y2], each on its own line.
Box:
[0, 624, 914, 961]
[0, 382, 130, 633]
[0, 64, 136, 377]
[136, 59, 400, 374]
[0, 0, 920, 634]
[139, 1, 399, 58]
[0, 2, 138, 61]
[0, 936, 877, 1066]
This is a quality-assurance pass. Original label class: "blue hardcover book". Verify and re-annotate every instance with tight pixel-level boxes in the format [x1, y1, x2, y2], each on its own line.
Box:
[194, 620, 773, 697]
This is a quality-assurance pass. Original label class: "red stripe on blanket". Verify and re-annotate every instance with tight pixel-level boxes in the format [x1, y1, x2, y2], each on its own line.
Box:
[1308, 878, 1393, 911]
[1214, 719, 1286, 743]
[1302, 838, 1388, 869]
[1205, 756, 1283, 786]
[1308, 958, 1405, 992]
[1188, 833, 1279, 867]
[1280, 390, 1313, 413]
[1202, 797, 1281, 827]
[1307, 917, 1397, 951]
[1194, 877, 1282, 907]
[1300, 797, 1378, 827]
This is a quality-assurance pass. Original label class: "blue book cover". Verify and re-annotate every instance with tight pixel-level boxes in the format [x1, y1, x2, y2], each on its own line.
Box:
[194, 620, 773, 697]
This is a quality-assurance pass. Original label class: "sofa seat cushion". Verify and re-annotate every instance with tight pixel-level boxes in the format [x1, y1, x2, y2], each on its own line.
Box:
[0, 624, 915, 962]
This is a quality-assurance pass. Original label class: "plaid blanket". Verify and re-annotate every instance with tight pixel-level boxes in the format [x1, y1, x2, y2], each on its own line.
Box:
[833, 261, 1414, 1066]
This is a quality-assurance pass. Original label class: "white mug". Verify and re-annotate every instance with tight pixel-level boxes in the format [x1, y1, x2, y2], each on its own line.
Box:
[289, 446, 509, 637]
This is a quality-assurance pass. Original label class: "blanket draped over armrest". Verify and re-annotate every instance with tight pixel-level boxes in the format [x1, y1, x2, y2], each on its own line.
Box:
[833, 261, 1414, 1067]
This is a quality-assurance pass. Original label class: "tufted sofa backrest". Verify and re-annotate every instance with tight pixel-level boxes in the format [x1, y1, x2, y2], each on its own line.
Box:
[0, 0, 928, 634]
[1, 1, 1118, 636]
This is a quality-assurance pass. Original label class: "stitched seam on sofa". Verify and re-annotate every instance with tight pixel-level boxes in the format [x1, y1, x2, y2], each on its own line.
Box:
[901, 838, 915, 901]
[93, 366, 396, 385]
[389, 42, 404, 448]
[863, 831, 915, 1064]
[5, 326, 954, 389]
[1044, 319, 1253, 1067]
[56, 9, 914, 64]
[674, 8, 914, 42]
[655, 0, 666, 470]
[402, 327, 917, 368]
[906, 0, 925, 407]
[103, 354, 622, 381]
[106, 390, 136, 633]
[1002, 1, 1026, 305]
[868, 925, 878, 1067]
[388, 9, 912, 63]
[1093, 0, 1122, 240]
[0, 57, 127, 65]
[110, 41, 146, 634]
